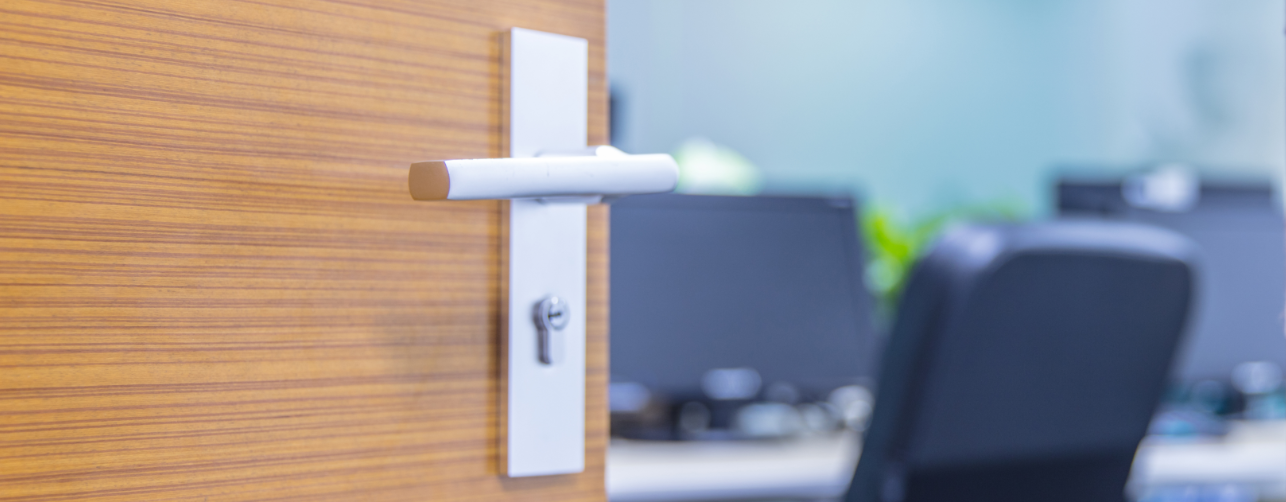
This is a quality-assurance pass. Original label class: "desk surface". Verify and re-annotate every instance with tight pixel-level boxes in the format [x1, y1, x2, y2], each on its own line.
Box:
[606, 422, 1286, 502]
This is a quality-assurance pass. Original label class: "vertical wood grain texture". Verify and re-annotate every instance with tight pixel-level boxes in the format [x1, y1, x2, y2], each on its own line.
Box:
[0, 0, 609, 500]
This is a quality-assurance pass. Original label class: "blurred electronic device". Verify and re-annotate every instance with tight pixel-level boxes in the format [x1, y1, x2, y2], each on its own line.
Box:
[851, 222, 1196, 502]
[609, 194, 875, 438]
[1057, 172, 1286, 384]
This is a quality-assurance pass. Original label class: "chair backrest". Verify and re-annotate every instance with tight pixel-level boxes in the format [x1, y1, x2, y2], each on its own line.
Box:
[846, 222, 1197, 502]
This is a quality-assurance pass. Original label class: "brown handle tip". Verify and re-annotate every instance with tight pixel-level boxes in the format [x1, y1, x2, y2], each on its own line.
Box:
[408, 161, 450, 200]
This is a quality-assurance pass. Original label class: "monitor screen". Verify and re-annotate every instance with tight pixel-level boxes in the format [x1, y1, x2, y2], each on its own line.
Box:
[609, 194, 875, 398]
[1058, 179, 1286, 382]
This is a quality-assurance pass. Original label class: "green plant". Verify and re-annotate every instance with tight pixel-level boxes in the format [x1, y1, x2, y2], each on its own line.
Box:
[862, 201, 1025, 319]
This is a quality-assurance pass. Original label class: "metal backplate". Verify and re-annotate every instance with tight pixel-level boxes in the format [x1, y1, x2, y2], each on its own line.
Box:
[503, 27, 588, 477]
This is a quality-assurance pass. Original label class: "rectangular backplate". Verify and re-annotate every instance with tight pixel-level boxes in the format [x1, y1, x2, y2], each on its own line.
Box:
[503, 27, 588, 477]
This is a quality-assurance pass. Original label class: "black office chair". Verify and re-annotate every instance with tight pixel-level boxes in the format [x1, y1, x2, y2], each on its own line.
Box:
[846, 222, 1197, 502]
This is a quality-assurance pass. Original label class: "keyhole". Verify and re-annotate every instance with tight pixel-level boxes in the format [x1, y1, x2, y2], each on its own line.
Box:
[534, 296, 569, 365]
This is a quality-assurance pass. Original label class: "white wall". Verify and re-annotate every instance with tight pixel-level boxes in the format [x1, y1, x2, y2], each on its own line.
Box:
[608, 0, 1285, 218]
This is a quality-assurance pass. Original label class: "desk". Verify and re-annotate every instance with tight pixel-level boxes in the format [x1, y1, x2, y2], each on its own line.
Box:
[607, 422, 1286, 502]
[607, 432, 858, 502]
[1131, 421, 1286, 501]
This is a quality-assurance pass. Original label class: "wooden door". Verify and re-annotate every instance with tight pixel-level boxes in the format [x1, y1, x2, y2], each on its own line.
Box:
[0, 1, 608, 500]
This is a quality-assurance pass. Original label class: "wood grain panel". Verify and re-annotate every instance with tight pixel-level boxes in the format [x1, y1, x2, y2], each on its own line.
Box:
[0, 1, 609, 500]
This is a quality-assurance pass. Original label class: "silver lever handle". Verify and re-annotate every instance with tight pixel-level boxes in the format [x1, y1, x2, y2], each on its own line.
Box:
[408, 146, 678, 201]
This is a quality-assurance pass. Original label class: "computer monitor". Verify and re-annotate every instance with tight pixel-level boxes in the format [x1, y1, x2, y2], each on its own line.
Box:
[1057, 177, 1286, 383]
[609, 194, 875, 400]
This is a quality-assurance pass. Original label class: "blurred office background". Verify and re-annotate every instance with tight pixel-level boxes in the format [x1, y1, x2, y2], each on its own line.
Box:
[608, 0, 1284, 216]
[604, 1, 1286, 502]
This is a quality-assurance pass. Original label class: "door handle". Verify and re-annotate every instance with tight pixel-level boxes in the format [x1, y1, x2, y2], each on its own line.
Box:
[403, 25, 676, 480]
[408, 145, 678, 202]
